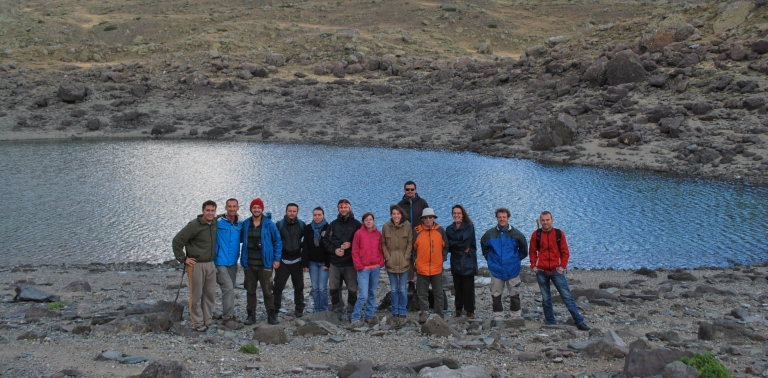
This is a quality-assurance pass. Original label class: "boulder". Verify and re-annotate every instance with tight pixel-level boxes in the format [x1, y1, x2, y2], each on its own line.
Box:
[338, 359, 374, 378]
[471, 128, 494, 142]
[62, 280, 91, 292]
[583, 56, 609, 86]
[253, 325, 288, 344]
[698, 319, 766, 342]
[265, 53, 286, 67]
[86, 118, 102, 131]
[547, 113, 577, 145]
[648, 73, 669, 88]
[531, 127, 563, 151]
[139, 359, 192, 378]
[525, 45, 548, 59]
[14, 285, 60, 303]
[668, 272, 697, 281]
[583, 331, 629, 359]
[419, 365, 490, 378]
[25, 306, 60, 319]
[623, 348, 694, 378]
[713, 1, 755, 34]
[752, 40, 768, 54]
[407, 357, 461, 372]
[743, 97, 764, 111]
[421, 315, 461, 337]
[605, 50, 647, 86]
[57, 81, 89, 103]
[641, 14, 695, 53]
[296, 320, 338, 336]
[662, 361, 699, 378]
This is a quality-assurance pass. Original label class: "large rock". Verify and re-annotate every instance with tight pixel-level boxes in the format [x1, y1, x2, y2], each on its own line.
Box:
[421, 315, 460, 337]
[713, 1, 755, 34]
[57, 81, 89, 103]
[605, 50, 647, 86]
[265, 53, 286, 67]
[582, 331, 629, 359]
[419, 365, 490, 378]
[583, 56, 609, 86]
[62, 280, 91, 292]
[622, 348, 694, 378]
[662, 361, 699, 378]
[25, 305, 59, 319]
[296, 320, 338, 336]
[338, 359, 374, 378]
[407, 357, 461, 372]
[547, 113, 577, 145]
[531, 127, 563, 151]
[641, 14, 695, 53]
[139, 359, 192, 378]
[253, 325, 288, 344]
[698, 319, 766, 342]
[14, 285, 60, 303]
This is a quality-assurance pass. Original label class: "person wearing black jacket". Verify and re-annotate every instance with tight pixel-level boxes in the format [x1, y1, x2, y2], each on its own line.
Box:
[445, 204, 478, 319]
[303, 206, 330, 313]
[323, 199, 362, 318]
[273, 203, 306, 318]
[397, 180, 429, 283]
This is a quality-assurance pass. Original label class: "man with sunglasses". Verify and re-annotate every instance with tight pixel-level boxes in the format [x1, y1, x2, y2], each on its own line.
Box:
[398, 180, 429, 284]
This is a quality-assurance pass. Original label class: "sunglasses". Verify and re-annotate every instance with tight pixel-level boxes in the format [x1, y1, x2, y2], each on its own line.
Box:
[404, 188, 416, 191]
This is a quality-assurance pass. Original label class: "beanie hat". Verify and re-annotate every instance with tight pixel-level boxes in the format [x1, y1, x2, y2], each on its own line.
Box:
[250, 198, 264, 210]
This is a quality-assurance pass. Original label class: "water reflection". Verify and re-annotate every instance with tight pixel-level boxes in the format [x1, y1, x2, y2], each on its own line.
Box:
[0, 140, 766, 269]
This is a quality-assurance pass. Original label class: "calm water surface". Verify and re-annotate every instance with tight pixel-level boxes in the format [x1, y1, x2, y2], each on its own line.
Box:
[1, 140, 766, 269]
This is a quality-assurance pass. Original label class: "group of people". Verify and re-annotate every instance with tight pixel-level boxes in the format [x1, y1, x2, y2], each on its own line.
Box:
[171, 181, 590, 332]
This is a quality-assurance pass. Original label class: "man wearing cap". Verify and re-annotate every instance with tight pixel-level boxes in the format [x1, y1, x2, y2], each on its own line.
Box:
[480, 207, 527, 320]
[323, 199, 362, 319]
[412, 208, 448, 323]
[172, 200, 218, 332]
[240, 198, 283, 325]
[215, 198, 244, 329]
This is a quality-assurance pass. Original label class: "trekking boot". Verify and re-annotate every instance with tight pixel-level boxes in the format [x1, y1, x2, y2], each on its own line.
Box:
[455, 309, 463, 318]
[467, 312, 475, 319]
[576, 322, 591, 331]
[267, 310, 279, 325]
[418, 311, 429, 324]
[243, 310, 256, 326]
[294, 310, 303, 318]
[491, 295, 504, 313]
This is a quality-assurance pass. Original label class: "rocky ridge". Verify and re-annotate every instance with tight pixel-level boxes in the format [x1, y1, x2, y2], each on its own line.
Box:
[0, 262, 767, 377]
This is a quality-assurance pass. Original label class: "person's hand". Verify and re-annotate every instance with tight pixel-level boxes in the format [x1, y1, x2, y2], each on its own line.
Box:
[273, 261, 280, 269]
[341, 242, 351, 250]
[185, 258, 196, 267]
[464, 248, 469, 253]
[556, 267, 564, 274]
[532, 267, 538, 273]
[303, 267, 309, 273]
[335, 248, 344, 257]
[322, 266, 329, 271]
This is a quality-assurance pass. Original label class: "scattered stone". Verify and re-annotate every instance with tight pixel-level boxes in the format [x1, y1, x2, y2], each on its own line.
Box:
[662, 360, 699, 378]
[296, 320, 338, 336]
[421, 315, 461, 337]
[622, 348, 694, 378]
[138, 359, 192, 378]
[253, 325, 288, 344]
[95, 350, 121, 361]
[62, 280, 91, 292]
[13, 285, 60, 303]
[57, 81, 89, 103]
[17, 330, 47, 340]
[25, 305, 59, 319]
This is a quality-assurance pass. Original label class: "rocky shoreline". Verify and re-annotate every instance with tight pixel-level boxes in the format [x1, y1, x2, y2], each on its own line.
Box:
[1, 261, 766, 377]
[3, 1, 768, 186]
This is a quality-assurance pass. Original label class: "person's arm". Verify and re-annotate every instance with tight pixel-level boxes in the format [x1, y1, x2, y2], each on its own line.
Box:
[381, 225, 392, 261]
[351, 230, 363, 271]
[271, 222, 283, 269]
[559, 231, 570, 270]
[468, 225, 477, 254]
[323, 224, 341, 254]
[439, 227, 448, 261]
[405, 226, 413, 260]
[302, 225, 311, 271]
[172, 222, 192, 265]
[480, 231, 490, 261]
[240, 222, 249, 269]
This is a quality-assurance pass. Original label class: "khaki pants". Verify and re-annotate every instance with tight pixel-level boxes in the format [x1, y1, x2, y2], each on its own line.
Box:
[188, 261, 216, 328]
[216, 265, 238, 319]
[490, 276, 521, 297]
[244, 265, 276, 312]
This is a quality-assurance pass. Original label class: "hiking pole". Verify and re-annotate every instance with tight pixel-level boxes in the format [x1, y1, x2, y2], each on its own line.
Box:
[169, 264, 186, 320]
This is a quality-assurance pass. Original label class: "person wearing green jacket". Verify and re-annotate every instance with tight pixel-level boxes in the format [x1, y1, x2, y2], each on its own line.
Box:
[172, 200, 218, 332]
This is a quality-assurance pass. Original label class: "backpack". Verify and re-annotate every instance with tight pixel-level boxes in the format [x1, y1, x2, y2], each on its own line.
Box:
[535, 228, 562, 252]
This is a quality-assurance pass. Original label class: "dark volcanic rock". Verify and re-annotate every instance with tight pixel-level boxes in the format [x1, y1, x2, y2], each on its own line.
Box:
[421, 315, 461, 337]
[547, 113, 577, 145]
[622, 348, 694, 378]
[531, 127, 563, 151]
[753, 40, 768, 54]
[605, 50, 647, 86]
[14, 285, 60, 302]
[25, 305, 60, 319]
[62, 280, 91, 292]
[648, 73, 669, 88]
[253, 325, 288, 344]
[699, 320, 766, 342]
[86, 118, 102, 131]
[743, 97, 764, 111]
[583, 56, 609, 86]
[139, 360, 192, 378]
[57, 81, 88, 103]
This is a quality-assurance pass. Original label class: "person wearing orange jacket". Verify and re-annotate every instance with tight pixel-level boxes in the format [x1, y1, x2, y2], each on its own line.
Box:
[412, 208, 448, 323]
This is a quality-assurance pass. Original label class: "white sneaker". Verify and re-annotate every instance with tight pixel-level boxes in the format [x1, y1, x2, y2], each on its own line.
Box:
[509, 310, 522, 318]
[493, 312, 504, 320]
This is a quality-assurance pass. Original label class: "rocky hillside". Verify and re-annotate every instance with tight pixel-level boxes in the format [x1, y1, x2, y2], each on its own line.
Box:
[1, 0, 767, 184]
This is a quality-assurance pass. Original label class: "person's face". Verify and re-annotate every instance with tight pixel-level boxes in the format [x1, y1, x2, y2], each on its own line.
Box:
[286, 205, 298, 220]
[452, 208, 463, 223]
[496, 212, 509, 228]
[225, 201, 239, 217]
[202, 205, 217, 223]
[250, 205, 263, 218]
[338, 203, 351, 217]
[312, 210, 324, 224]
[404, 184, 417, 199]
[540, 214, 554, 231]
[363, 215, 374, 229]
[391, 210, 402, 224]
[422, 215, 435, 228]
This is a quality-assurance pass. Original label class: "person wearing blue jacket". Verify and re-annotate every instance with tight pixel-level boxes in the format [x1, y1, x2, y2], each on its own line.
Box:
[241, 198, 283, 325]
[480, 207, 528, 320]
[215, 198, 244, 329]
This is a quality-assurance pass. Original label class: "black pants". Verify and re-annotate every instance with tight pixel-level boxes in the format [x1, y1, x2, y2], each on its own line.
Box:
[453, 274, 476, 313]
[273, 261, 305, 312]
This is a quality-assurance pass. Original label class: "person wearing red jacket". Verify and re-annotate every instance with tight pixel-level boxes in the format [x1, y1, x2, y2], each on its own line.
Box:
[350, 212, 385, 327]
[529, 211, 590, 331]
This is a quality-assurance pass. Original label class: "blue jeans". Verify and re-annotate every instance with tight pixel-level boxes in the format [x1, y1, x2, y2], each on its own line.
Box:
[351, 267, 380, 321]
[387, 271, 409, 316]
[309, 261, 329, 312]
[536, 270, 584, 325]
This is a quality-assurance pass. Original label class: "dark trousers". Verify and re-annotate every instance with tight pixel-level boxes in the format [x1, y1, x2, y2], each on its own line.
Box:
[273, 261, 305, 312]
[328, 264, 358, 313]
[416, 273, 443, 314]
[244, 265, 275, 312]
[453, 274, 476, 313]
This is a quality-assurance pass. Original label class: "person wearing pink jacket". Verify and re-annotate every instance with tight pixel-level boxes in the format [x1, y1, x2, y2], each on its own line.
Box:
[350, 212, 385, 327]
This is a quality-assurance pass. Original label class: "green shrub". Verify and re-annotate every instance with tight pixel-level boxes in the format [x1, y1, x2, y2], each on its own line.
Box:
[46, 301, 64, 310]
[488, 23, 498, 28]
[103, 25, 117, 31]
[239, 344, 259, 354]
[442, 6, 457, 11]
[680, 353, 730, 378]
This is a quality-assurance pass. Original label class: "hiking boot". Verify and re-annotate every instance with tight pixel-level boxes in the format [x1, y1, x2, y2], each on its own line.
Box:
[294, 310, 303, 318]
[347, 320, 366, 329]
[267, 310, 279, 325]
[223, 318, 243, 330]
[365, 317, 377, 326]
[418, 311, 429, 323]
[493, 312, 504, 321]
[243, 310, 256, 326]
[467, 312, 475, 319]
[455, 310, 463, 318]
[576, 323, 591, 331]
